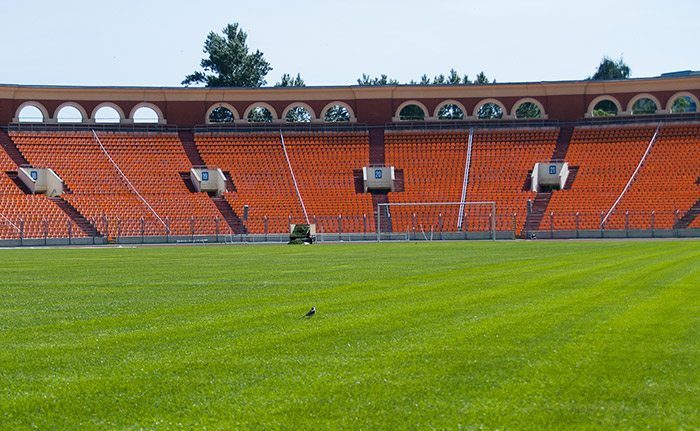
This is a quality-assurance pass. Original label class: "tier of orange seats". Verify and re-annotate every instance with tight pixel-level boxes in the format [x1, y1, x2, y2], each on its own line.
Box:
[2, 124, 698, 240]
[385, 129, 557, 233]
[196, 132, 373, 233]
[0, 141, 81, 239]
[545, 125, 699, 230]
[10, 131, 223, 238]
[610, 124, 700, 229]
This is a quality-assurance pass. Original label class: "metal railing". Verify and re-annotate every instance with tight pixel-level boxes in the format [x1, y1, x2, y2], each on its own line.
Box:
[0, 209, 696, 245]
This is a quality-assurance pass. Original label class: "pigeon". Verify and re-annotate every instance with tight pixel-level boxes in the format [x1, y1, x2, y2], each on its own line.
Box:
[304, 306, 316, 318]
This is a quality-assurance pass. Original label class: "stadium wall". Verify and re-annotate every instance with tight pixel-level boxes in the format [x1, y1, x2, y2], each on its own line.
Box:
[1, 75, 699, 127]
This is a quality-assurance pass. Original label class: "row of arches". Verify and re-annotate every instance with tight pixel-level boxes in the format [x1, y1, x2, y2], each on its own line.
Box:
[15, 102, 164, 124]
[14, 100, 356, 125]
[205, 101, 356, 124]
[13, 92, 699, 124]
[394, 98, 547, 121]
[586, 92, 699, 117]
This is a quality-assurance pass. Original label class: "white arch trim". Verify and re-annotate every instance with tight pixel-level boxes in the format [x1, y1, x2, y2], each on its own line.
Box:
[627, 93, 662, 114]
[281, 102, 317, 121]
[510, 97, 548, 119]
[242, 102, 279, 121]
[473, 98, 508, 119]
[205, 103, 240, 124]
[129, 102, 165, 124]
[320, 101, 356, 122]
[666, 91, 699, 113]
[14, 101, 50, 123]
[433, 100, 467, 119]
[91, 102, 126, 122]
[394, 100, 429, 121]
[53, 102, 88, 123]
[586, 95, 623, 117]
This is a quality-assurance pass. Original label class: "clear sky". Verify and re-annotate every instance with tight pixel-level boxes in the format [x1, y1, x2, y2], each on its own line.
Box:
[0, 0, 697, 87]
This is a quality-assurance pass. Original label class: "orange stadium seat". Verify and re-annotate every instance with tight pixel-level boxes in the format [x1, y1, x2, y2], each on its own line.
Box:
[10, 131, 224, 238]
[385, 128, 557, 234]
[196, 131, 373, 234]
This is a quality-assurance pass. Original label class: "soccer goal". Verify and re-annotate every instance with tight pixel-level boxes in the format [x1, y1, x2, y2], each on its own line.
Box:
[376, 201, 496, 241]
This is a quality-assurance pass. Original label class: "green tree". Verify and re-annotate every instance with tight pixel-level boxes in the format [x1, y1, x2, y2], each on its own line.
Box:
[589, 56, 631, 80]
[437, 104, 465, 120]
[324, 105, 351, 122]
[475, 72, 491, 84]
[515, 102, 541, 119]
[285, 106, 312, 123]
[183, 23, 272, 87]
[631, 98, 658, 115]
[357, 74, 400, 86]
[477, 103, 503, 119]
[275, 73, 305, 87]
[247, 106, 273, 123]
[592, 100, 618, 117]
[399, 105, 425, 121]
[209, 106, 235, 123]
[671, 96, 696, 113]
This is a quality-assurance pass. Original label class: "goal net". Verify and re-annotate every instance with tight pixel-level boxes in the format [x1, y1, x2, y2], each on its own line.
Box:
[376, 201, 496, 241]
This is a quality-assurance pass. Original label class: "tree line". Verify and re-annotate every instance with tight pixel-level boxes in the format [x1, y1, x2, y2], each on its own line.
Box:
[184, 23, 631, 90]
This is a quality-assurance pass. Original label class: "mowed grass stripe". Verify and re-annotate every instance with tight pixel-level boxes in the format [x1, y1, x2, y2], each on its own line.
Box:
[0, 241, 698, 430]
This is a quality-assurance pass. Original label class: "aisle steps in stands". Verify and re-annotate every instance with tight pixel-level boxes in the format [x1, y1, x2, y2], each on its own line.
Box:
[48, 196, 101, 237]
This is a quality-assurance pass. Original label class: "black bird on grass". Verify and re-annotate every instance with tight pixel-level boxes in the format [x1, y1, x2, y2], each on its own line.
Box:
[304, 306, 316, 318]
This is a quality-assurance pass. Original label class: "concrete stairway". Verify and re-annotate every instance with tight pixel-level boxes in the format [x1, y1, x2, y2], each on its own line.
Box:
[0, 130, 29, 166]
[563, 166, 579, 189]
[178, 130, 205, 166]
[211, 195, 247, 234]
[372, 193, 392, 233]
[523, 191, 553, 233]
[48, 196, 101, 237]
[674, 199, 700, 229]
[552, 126, 574, 160]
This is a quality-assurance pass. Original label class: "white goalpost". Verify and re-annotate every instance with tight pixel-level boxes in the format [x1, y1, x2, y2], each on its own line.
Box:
[376, 201, 497, 241]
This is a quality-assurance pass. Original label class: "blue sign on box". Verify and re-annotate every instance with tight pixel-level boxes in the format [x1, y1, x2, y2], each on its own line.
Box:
[30, 171, 38, 180]
[549, 165, 557, 175]
[202, 171, 209, 181]
[374, 169, 383, 179]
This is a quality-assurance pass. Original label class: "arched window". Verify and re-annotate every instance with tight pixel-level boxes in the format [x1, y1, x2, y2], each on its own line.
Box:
[592, 100, 618, 117]
[631, 98, 658, 115]
[477, 103, 503, 120]
[94, 106, 122, 123]
[515, 102, 542, 119]
[247, 106, 273, 123]
[285, 106, 312, 123]
[17, 105, 45, 123]
[321, 102, 355, 122]
[209, 106, 235, 123]
[670, 95, 697, 113]
[323, 105, 351, 122]
[56, 105, 84, 123]
[132, 106, 160, 123]
[437, 104, 465, 120]
[399, 104, 426, 121]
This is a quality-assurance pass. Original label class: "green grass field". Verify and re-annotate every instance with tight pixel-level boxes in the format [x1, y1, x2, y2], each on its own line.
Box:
[0, 241, 698, 430]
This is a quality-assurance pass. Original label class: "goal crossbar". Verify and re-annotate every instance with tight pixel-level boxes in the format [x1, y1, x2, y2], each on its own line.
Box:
[377, 201, 496, 241]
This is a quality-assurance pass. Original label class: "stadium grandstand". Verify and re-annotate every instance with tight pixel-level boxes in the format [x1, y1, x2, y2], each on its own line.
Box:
[0, 74, 698, 245]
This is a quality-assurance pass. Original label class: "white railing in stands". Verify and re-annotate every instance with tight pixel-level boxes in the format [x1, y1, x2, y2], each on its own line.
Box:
[601, 122, 662, 227]
[91, 130, 168, 230]
[279, 131, 309, 224]
[0, 211, 21, 233]
[457, 127, 474, 231]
